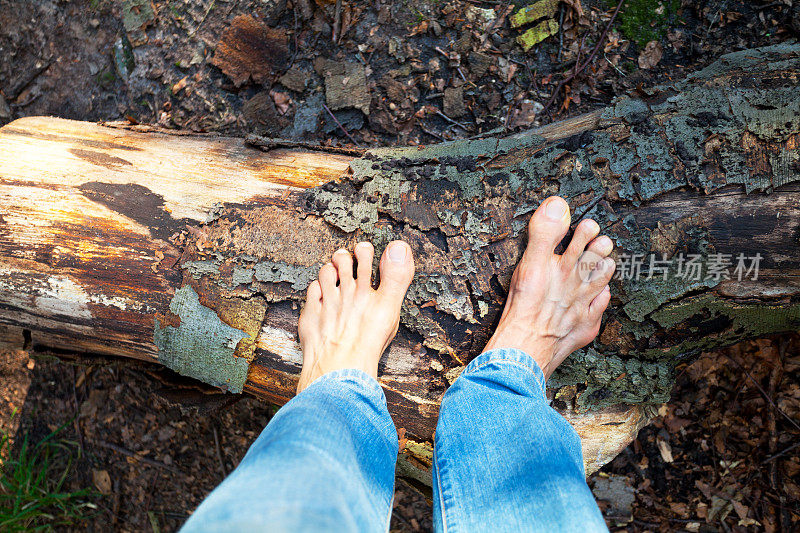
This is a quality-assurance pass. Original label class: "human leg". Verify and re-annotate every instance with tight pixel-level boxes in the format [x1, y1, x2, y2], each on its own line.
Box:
[182, 242, 415, 533]
[432, 197, 614, 532]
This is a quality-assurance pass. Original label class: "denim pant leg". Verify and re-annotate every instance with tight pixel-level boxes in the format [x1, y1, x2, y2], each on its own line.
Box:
[432, 349, 608, 533]
[181, 369, 399, 533]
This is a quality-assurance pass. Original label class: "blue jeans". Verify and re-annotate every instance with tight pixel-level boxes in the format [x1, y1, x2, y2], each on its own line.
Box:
[182, 349, 608, 532]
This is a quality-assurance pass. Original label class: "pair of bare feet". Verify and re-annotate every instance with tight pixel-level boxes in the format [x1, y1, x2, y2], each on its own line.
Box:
[296, 196, 616, 393]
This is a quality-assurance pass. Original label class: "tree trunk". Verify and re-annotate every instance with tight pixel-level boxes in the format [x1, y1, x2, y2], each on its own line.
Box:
[1, 44, 798, 484]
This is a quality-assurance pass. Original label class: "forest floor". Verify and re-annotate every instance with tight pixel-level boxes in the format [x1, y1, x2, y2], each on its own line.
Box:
[1, 0, 799, 531]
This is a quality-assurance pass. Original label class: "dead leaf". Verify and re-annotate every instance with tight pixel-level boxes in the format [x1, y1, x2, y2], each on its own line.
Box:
[270, 90, 292, 115]
[669, 501, 689, 517]
[667, 30, 685, 51]
[171, 76, 189, 95]
[695, 480, 714, 499]
[707, 495, 733, 523]
[92, 469, 112, 495]
[211, 15, 289, 87]
[657, 438, 674, 462]
[408, 21, 429, 36]
[562, 0, 584, 17]
[638, 40, 663, 70]
[508, 100, 543, 129]
[732, 500, 749, 520]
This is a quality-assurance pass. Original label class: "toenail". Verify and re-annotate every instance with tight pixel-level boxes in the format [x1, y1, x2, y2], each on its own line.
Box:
[388, 243, 407, 263]
[334, 248, 348, 255]
[545, 199, 567, 220]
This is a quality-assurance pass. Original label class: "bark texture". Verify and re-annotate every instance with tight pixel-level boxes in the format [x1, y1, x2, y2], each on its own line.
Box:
[1, 44, 799, 482]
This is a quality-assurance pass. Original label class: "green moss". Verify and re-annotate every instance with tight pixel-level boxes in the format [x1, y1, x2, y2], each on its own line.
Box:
[610, 0, 680, 47]
[95, 69, 116, 89]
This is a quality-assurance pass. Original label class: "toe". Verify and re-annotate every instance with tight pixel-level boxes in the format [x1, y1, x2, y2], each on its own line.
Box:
[589, 284, 611, 321]
[354, 242, 375, 291]
[377, 240, 415, 302]
[306, 279, 322, 304]
[523, 196, 571, 263]
[332, 248, 355, 292]
[562, 219, 600, 268]
[298, 281, 322, 341]
[586, 256, 616, 294]
[318, 262, 339, 301]
[586, 235, 614, 257]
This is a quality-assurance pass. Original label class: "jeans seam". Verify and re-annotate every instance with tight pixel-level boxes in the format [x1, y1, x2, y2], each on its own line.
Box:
[434, 446, 450, 533]
[308, 368, 384, 396]
[465, 359, 547, 395]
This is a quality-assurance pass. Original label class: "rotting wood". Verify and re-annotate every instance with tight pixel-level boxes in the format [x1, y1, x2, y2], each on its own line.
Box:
[1, 44, 799, 482]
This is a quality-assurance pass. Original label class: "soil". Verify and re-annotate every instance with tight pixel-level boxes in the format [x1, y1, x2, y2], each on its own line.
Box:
[1, 0, 799, 531]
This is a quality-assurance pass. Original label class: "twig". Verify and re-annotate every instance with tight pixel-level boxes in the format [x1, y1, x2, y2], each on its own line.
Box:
[143, 471, 159, 520]
[763, 441, 800, 463]
[419, 122, 446, 141]
[724, 352, 800, 432]
[503, 101, 514, 132]
[771, 339, 790, 531]
[435, 109, 468, 130]
[555, 193, 606, 254]
[288, 7, 300, 68]
[543, 0, 626, 114]
[95, 439, 183, 474]
[8, 60, 50, 100]
[572, 193, 606, 227]
[604, 53, 626, 76]
[322, 103, 362, 147]
[332, 0, 342, 44]
[212, 425, 227, 478]
[246, 133, 365, 156]
[557, 4, 565, 63]
[225, 0, 240, 16]
[189, 0, 215, 37]
[70, 365, 86, 457]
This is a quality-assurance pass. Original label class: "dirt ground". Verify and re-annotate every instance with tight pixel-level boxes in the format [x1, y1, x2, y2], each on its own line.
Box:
[1, 0, 799, 531]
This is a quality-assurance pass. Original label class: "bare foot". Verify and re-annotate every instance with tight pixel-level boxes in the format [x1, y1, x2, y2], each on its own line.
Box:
[296, 241, 415, 393]
[483, 196, 615, 380]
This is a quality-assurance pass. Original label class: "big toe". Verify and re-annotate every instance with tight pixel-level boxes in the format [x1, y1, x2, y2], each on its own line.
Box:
[377, 240, 415, 302]
[523, 196, 571, 262]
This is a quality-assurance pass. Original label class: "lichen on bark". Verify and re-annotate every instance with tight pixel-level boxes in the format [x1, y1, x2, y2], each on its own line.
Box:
[172, 44, 800, 412]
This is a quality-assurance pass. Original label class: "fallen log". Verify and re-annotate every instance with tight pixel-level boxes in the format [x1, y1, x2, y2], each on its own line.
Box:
[1, 44, 798, 485]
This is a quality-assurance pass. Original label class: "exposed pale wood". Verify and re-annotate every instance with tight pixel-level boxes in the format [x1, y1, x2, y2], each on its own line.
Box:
[0, 116, 351, 221]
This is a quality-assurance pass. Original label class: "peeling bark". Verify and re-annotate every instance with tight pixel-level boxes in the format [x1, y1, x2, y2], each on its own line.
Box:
[1, 45, 799, 480]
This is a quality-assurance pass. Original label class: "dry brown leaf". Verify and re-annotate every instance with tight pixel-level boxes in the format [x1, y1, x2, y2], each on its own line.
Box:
[92, 469, 112, 495]
[657, 438, 674, 463]
[508, 100, 543, 129]
[669, 501, 689, 517]
[561, 0, 584, 18]
[732, 500, 749, 520]
[269, 90, 292, 115]
[638, 40, 663, 70]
